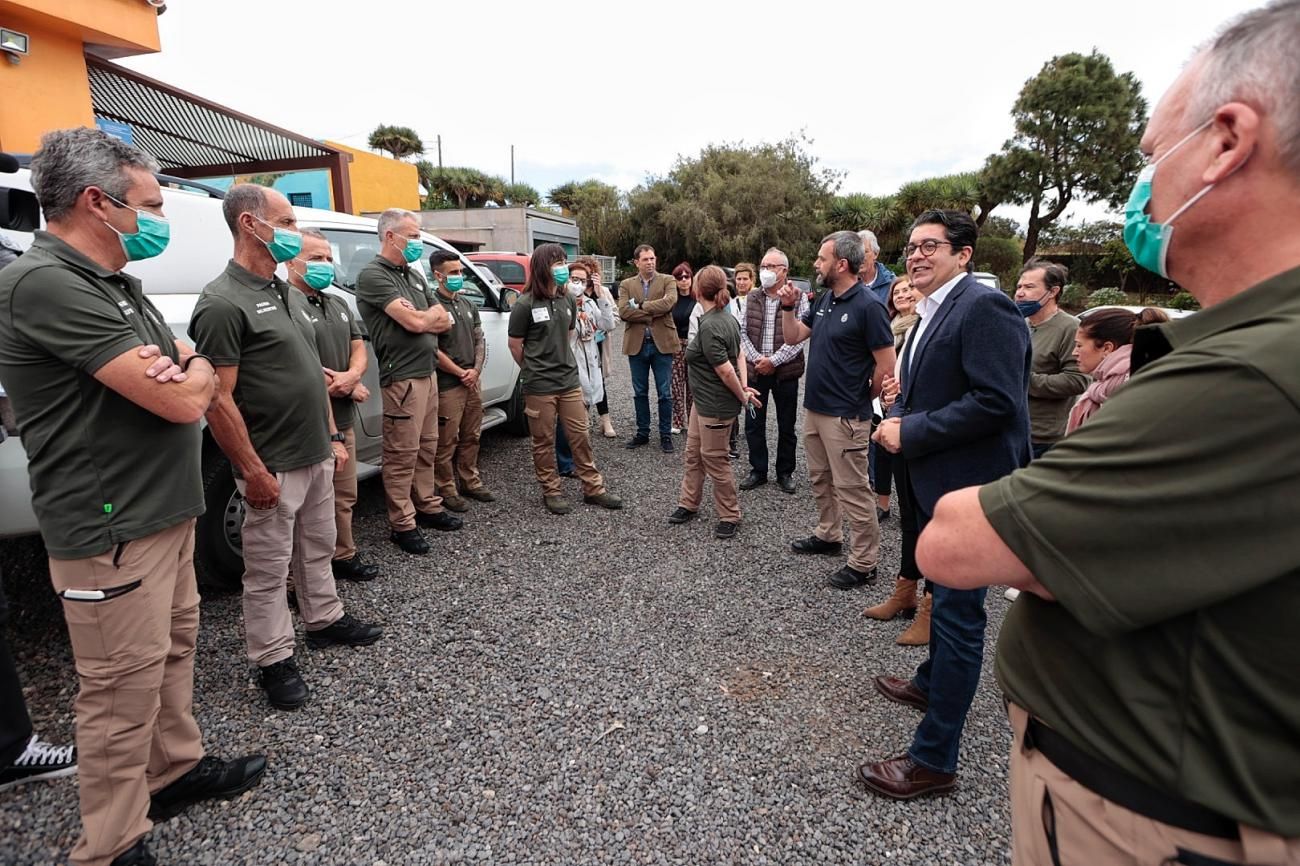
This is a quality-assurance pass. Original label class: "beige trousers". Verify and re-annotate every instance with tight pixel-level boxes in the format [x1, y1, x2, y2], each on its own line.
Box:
[802, 409, 879, 571]
[237, 459, 343, 666]
[678, 407, 740, 522]
[1008, 703, 1300, 866]
[381, 376, 442, 530]
[523, 389, 605, 497]
[435, 384, 484, 497]
[48, 520, 205, 866]
[332, 427, 358, 561]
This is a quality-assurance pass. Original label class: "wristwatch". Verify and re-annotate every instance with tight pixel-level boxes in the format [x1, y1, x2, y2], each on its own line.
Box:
[329, 433, 345, 443]
[781, 305, 796, 312]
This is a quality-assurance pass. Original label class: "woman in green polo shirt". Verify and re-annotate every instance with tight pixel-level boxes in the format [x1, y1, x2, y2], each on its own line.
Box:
[668, 266, 759, 539]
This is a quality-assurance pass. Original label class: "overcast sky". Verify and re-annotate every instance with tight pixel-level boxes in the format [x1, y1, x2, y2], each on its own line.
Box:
[119, 0, 1259, 226]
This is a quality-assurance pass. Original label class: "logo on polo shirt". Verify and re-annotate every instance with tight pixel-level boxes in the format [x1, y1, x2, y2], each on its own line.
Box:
[840, 313, 849, 323]
[116, 299, 136, 318]
[255, 301, 278, 315]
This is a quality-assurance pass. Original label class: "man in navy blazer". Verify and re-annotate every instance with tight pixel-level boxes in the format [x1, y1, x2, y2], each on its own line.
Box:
[859, 209, 1031, 799]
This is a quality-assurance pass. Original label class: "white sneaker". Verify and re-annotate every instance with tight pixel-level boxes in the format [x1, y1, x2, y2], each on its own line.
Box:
[1004, 587, 1021, 602]
[0, 735, 77, 791]
[670, 427, 682, 434]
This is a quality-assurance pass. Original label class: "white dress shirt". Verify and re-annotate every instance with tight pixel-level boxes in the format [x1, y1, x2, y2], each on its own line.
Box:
[907, 272, 965, 375]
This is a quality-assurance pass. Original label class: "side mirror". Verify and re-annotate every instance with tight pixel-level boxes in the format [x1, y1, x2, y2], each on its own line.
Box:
[502, 288, 520, 311]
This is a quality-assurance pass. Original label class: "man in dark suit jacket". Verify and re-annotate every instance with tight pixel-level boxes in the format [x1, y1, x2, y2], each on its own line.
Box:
[859, 209, 1031, 799]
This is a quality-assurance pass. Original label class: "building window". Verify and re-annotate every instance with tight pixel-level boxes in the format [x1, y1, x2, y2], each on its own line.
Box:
[288, 192, 313, 208]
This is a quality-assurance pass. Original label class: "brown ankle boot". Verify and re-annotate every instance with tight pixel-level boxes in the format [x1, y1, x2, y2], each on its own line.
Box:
[862, 577, 918, 621]
[897, 594, 931, 646]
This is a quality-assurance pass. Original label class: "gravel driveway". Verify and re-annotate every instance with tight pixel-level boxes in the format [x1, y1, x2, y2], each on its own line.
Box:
[1, 339, 1015, 865]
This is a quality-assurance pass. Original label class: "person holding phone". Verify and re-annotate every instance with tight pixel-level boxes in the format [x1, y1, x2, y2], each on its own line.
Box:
[667, 266, 759, 540]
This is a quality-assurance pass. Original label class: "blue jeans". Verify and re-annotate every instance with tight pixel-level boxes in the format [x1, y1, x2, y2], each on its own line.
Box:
[907, 500, 989, 775]
[628, 339, 674, 438]
[555, 418, 574, 475]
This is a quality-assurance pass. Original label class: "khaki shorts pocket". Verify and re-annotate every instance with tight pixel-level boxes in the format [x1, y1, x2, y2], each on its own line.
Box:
[523, 407, 541, 419]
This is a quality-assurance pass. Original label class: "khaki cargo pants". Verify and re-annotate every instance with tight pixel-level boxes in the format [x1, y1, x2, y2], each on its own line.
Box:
[524, 388, 605, 497]
[48, 520, 206, 866]
[1008, 702, 1300, 866]
[678, 407, 740, 523]
[332, 426, 358, 561]
[435, 383, 484, 497]
[803, 409, 880, 572]
[381, 375, 443, 530]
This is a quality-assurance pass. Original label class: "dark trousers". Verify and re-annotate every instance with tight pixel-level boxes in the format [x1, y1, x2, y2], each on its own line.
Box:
[901, 460, 988, 774]
[628, 339, 674, 438]
[595, 339, 609, 416]
[869, 439, 895, 498]
[0, 570, 34, 766]
[555, 418, 574, 475]
[893, 457, 926, 590]
[1031, 441, 1053, 460]
[745, 373, 798, 478]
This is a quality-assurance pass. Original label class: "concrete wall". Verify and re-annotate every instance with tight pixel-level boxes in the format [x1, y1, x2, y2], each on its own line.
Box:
[0, 0, 160, 152]
[415, 207, 578, 254]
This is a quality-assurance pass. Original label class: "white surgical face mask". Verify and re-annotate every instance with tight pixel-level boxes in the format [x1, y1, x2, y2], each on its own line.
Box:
[568, 281, 586, 297]
[759, 269, 778, 289]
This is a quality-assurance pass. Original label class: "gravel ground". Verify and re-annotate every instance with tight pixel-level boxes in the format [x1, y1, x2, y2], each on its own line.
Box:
[1, 336, 1015, 865]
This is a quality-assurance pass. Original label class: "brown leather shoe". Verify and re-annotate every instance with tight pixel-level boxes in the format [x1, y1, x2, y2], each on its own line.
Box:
[857, 755, 957, 800]
[873, 675, 928, 712]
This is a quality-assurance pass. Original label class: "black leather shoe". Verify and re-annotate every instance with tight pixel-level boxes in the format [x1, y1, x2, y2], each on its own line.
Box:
[829, 564, 877, 590]
[390, 528, 429, 554]
[259, 658, 309, 710]
[624, 434, 650, 449]
[877, 507, 891, 521]
[110, 839, 156, 866]
[306, 613, 383, 649]
[714, 521, 738, 539]
[667, 506, 697, 524]
[728, 448, 740, 460]
[739, 471, 767, 490]
[776, 474, 796, 494]
[149, 754, 268, 822]
[661, 436, 675, 453]
[331, 555, 379, 582]
[873, 675, 929, 712]
[416, 510, 463, 531]
[790, 535, 843, 555]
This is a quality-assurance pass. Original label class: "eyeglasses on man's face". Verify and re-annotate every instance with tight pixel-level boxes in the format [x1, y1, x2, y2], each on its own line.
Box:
[904, 239, 954, 258]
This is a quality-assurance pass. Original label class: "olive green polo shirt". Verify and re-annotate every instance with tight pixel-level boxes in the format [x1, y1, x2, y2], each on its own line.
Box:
[687, 307, 742, 419]
[188, 261, 332, 474]
[506, 290, 579, 396]
[302, 289, 363, 431]
[0, 231, 203, 558]
[1027, 310, 1088, 444]
[433, 288, 482, 393]
[356, 255, 437, 386]
[982, 265, 1300, 835]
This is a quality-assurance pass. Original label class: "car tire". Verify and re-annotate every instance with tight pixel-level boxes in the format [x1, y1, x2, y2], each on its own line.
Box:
[503, 378, 529, 437]
[195, 448, 245, 594]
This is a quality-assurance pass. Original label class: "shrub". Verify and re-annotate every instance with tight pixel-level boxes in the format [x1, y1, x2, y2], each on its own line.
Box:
[1168, 291, 1201, 311]
[1086, 287, 1128, 309]
[1060, 283, 1088, 311]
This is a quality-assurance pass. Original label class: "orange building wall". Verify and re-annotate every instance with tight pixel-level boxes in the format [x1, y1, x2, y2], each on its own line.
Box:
[0, 0, 159, 152]
[327, 141, 420, 216]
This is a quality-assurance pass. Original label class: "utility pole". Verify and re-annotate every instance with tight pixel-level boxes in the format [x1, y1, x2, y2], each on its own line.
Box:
[510, 144, 515, 185]
[437, 134, 442, 171]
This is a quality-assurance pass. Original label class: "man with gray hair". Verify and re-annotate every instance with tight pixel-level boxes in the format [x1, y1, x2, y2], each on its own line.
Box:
[777, 231, 896, 589]
[916, 2, 1300, 860]
[191, 184, 383, 712]
[858, 229, 896, 305]
[355, 208, 458, 555]
[1, 128, 264, 866]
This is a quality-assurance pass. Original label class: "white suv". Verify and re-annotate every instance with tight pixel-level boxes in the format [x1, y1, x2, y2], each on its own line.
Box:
[0, 163, 526, 590]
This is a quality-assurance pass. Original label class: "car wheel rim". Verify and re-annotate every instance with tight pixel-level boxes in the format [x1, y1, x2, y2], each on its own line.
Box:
[223, 489, 245, 556]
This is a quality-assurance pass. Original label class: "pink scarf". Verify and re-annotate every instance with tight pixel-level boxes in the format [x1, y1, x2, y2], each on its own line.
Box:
[1066, 344, 1133, 434]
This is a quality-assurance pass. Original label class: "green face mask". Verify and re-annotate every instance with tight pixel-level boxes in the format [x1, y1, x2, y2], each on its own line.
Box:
[400, 237, 423, 264]
[299, 261, 335, 290]
[104, 194, 170, 262]
[253, 216, 302, 263]
[444, 274, 465, 292]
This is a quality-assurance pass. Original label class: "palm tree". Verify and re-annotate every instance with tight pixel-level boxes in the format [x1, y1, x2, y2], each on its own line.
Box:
[503, 182, 540, 208]
[367, 124, 424, 160]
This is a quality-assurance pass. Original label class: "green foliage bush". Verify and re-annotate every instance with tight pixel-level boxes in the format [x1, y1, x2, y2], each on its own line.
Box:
[1060, 283, 1088, 311]
[1168, 291, 1201, 311]
[1086, 287, 1128, 309]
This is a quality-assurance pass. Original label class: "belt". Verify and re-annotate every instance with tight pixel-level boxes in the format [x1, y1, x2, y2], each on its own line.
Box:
[1025, 716, 1239, 840]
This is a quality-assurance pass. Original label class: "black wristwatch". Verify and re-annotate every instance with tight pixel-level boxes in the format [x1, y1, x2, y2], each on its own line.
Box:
[780, 304, 796, 312]
[329, 433, 345, 443]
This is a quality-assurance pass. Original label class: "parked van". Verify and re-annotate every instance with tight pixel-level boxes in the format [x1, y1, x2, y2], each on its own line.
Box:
[467, 251, 532, 292]
[0, 161, 527, 591]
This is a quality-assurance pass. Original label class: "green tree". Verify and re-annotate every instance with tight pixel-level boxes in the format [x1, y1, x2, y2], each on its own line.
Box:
[895, 172, 980, 217]
[548, 179, 632, 257]
[626, 135, 840, 270]
[981, 51, 1147, 261]
[980, 216, 1022, 240]
[1096, 236, 1140, 297]
[367, 124, 424, 161]
[502, 182, 541, 208]
[974, 236, 1023, 291]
